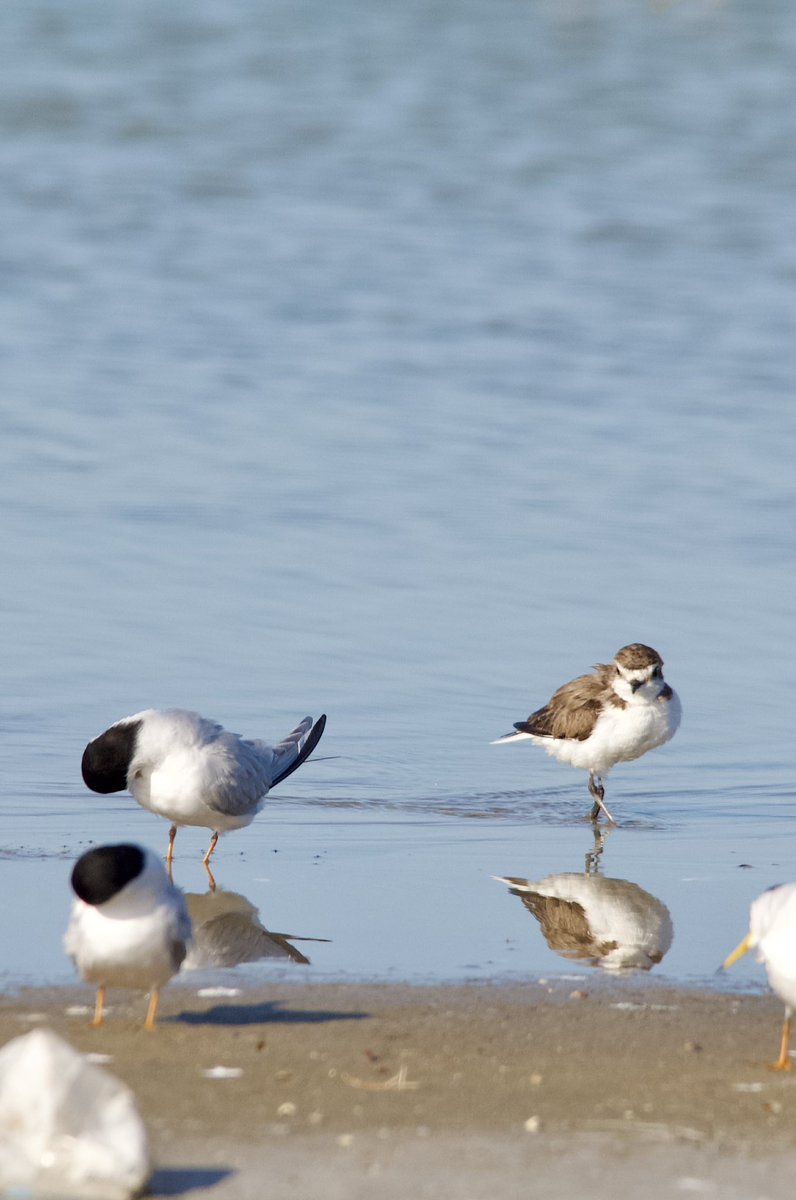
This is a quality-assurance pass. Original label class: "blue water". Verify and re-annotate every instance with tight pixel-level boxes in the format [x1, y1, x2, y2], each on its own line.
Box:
[1, 0, 795, 994]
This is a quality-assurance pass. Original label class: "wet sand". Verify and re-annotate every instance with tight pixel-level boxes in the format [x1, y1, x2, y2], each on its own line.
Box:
[3, 977, 796, 1198]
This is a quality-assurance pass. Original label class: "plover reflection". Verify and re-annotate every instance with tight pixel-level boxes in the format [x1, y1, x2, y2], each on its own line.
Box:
[495, 870, 673, 972]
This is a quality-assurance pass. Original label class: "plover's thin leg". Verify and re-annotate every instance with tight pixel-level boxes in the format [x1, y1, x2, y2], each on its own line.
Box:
[144, 990, 160, 1031]
[92, 985, 106, 1027]
[588, 774, 615, 824]
[770, 1012, 792, 1072]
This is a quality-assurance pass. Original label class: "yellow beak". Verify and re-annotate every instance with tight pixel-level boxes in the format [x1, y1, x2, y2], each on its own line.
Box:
[723, 933, 752, 970]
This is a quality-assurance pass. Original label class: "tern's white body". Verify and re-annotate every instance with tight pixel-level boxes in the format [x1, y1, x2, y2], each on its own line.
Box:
[747, 885, 796, 1014]
[723, 883, 796, 1070]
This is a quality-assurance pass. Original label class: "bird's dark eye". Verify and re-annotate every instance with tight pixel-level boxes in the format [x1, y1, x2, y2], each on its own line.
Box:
[652, 666, 662, 679]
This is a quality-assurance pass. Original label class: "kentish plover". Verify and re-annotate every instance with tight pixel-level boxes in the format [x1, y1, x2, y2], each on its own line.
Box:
[493, 644, 680, 822]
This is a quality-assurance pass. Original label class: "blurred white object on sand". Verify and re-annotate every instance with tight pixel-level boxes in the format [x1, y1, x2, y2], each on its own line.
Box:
[0, 1027, 150, 1198]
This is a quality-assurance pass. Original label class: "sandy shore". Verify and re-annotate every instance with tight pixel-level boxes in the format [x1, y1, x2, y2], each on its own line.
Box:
[2, 977, 796, 1198]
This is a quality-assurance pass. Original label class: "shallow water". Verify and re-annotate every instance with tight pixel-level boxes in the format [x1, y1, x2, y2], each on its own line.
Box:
[1, 0, 795, 995]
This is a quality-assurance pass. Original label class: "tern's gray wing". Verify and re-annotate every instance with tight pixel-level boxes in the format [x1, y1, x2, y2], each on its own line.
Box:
[200, 715, 326, 817]
[200, 737, 276, 817]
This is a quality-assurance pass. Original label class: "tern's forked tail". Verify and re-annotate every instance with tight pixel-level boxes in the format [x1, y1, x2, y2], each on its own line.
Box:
[271, 714, 327, 787]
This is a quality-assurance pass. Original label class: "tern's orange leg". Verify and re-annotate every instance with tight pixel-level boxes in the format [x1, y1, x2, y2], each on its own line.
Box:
[769, 1014, 792, 1071]
[144, 990, 160, 1031]
[166, 825, 177, 879]
[92, 986, 106, 1027]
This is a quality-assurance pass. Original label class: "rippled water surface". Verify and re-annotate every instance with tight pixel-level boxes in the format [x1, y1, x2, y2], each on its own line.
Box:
[1, 0, 795, 994]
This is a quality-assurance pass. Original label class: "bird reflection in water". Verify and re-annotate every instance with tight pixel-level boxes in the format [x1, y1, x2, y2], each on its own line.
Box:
[182, 887, 330, 970]
[495, 835, 673, 972]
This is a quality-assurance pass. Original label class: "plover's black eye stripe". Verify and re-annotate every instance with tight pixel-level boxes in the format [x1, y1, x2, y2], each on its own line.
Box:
[71, 844, 145, 906]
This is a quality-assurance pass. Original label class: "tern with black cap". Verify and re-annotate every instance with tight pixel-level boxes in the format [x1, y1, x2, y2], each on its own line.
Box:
[81, 709, 326, 881]
[65, 843, 191, 1029]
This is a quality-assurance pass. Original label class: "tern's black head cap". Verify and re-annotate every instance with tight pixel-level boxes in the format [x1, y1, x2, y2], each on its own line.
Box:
[81, 719, 142, 794]
[71, 844, 146, 906]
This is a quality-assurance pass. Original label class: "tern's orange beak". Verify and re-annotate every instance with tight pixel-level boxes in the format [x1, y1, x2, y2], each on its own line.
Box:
[723, 933, 752, 970]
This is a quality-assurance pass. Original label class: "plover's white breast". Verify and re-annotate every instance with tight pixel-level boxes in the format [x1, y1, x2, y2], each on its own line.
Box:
[533, 689, 680, 776]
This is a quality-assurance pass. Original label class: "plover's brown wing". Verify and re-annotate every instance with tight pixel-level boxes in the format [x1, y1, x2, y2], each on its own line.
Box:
[514, 667, 618, 742]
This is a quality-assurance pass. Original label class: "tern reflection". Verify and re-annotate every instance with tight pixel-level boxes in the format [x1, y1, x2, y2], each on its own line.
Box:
[182, 888, 330, 970]
[495, 869, 673, 972]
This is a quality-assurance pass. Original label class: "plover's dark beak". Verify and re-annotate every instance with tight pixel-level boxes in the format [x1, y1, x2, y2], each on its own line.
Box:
[629, 679, 642, 693]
